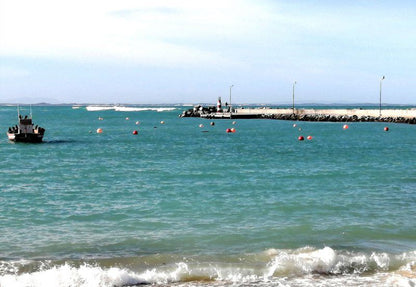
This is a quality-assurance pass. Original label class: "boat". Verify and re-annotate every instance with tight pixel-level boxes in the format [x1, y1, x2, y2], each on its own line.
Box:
[7, 107, 45, 143]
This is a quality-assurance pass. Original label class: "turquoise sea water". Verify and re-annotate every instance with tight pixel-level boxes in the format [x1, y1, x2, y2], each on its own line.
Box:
[0, 105, 415, 286]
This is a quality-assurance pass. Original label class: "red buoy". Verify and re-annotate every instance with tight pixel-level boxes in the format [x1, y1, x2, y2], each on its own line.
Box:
[384, 126, 389, 131]
[132, 130, 138, 135]
[298, 136, 304, 141]
[343, 124, 349, 130]
[307, 135, 313, 140]
[226, 128, 232, 133]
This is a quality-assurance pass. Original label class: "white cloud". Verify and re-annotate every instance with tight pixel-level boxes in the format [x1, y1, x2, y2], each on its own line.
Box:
[1, 0, 415, 104]
[0, 0, 270, 68]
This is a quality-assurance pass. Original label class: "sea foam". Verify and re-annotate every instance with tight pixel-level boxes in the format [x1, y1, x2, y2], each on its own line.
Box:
[1, 248, 415, 287]
[0, 264, 146, 287]
[85, 105, 176, 112]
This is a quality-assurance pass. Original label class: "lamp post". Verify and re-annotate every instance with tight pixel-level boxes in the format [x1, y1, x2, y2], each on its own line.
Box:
[229, 85, 234, 117]
[379, 76, 385, 117]
[292, 81, 297, 114]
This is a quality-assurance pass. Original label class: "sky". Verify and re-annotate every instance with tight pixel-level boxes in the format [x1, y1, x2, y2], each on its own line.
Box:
[0, 0, 415, 104]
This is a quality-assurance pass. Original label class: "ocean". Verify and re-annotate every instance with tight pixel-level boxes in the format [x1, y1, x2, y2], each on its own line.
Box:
[0, 105, 415, 287]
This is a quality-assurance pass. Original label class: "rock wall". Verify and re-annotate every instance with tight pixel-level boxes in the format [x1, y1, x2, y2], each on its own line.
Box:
[180, 106, 416, 124]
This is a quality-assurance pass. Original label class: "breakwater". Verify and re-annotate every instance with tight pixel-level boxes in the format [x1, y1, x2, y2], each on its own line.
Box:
[180, 106, 416, 124]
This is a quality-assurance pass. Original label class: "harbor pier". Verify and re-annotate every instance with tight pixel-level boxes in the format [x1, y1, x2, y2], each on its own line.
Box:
[180, 106, 416, 124]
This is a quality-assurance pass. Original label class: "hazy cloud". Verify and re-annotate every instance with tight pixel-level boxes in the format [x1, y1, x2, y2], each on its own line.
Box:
[0, 0, 415, 103]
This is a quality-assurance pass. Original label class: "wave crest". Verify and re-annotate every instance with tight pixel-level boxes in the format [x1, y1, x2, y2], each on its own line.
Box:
[0, 263, 146, 287]
[85, 105, 176, 112]
[267, 247, 416, 276]
[1, 248, 416, 287]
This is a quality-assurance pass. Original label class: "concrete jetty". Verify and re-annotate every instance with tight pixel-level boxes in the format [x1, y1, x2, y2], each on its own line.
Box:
[180, 106, 416, 124]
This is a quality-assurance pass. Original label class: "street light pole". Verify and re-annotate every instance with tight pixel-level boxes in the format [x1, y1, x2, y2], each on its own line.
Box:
[379, 76, 385, 117]
[229, 85, 234, 117]
[292, 81, 297, 114]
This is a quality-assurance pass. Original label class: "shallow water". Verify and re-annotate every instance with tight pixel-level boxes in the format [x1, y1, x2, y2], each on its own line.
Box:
[0, 105, 415, 286]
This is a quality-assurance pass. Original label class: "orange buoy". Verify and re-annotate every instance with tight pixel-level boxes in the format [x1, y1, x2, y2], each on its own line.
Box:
[343, 124, 349, 129]
[307, 135, 313, 140]
[199, 124, 204, 128]
[96, 128, 103, 134]
[132, 130, 138, 135]
[384, 126, 389, 131]
[293, 124, 297, 128]
[160, 121, 165, 124]
[231, 128, 236, 133]
[298, 136, 304, 141]
[226, 128, 232, 133]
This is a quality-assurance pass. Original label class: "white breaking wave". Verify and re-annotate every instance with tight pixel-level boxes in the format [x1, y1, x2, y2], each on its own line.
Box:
[114, 107, 176, 112]
[85, 105, 176, 112]
[0, 264, 146, 287]
[85, 106, 116, 111]
[1, 247, 415, 287]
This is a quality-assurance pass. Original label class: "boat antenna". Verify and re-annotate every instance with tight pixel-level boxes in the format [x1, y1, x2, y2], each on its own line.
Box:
[17, 105, 20, 120]
[30, 104, 32, 119]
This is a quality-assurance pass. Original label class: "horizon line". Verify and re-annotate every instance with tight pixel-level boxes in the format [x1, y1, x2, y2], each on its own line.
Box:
[1, 102, 416, 107]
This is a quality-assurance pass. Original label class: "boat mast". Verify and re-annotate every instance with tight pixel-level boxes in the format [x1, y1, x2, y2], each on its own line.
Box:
[17, 105, 20, 120]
